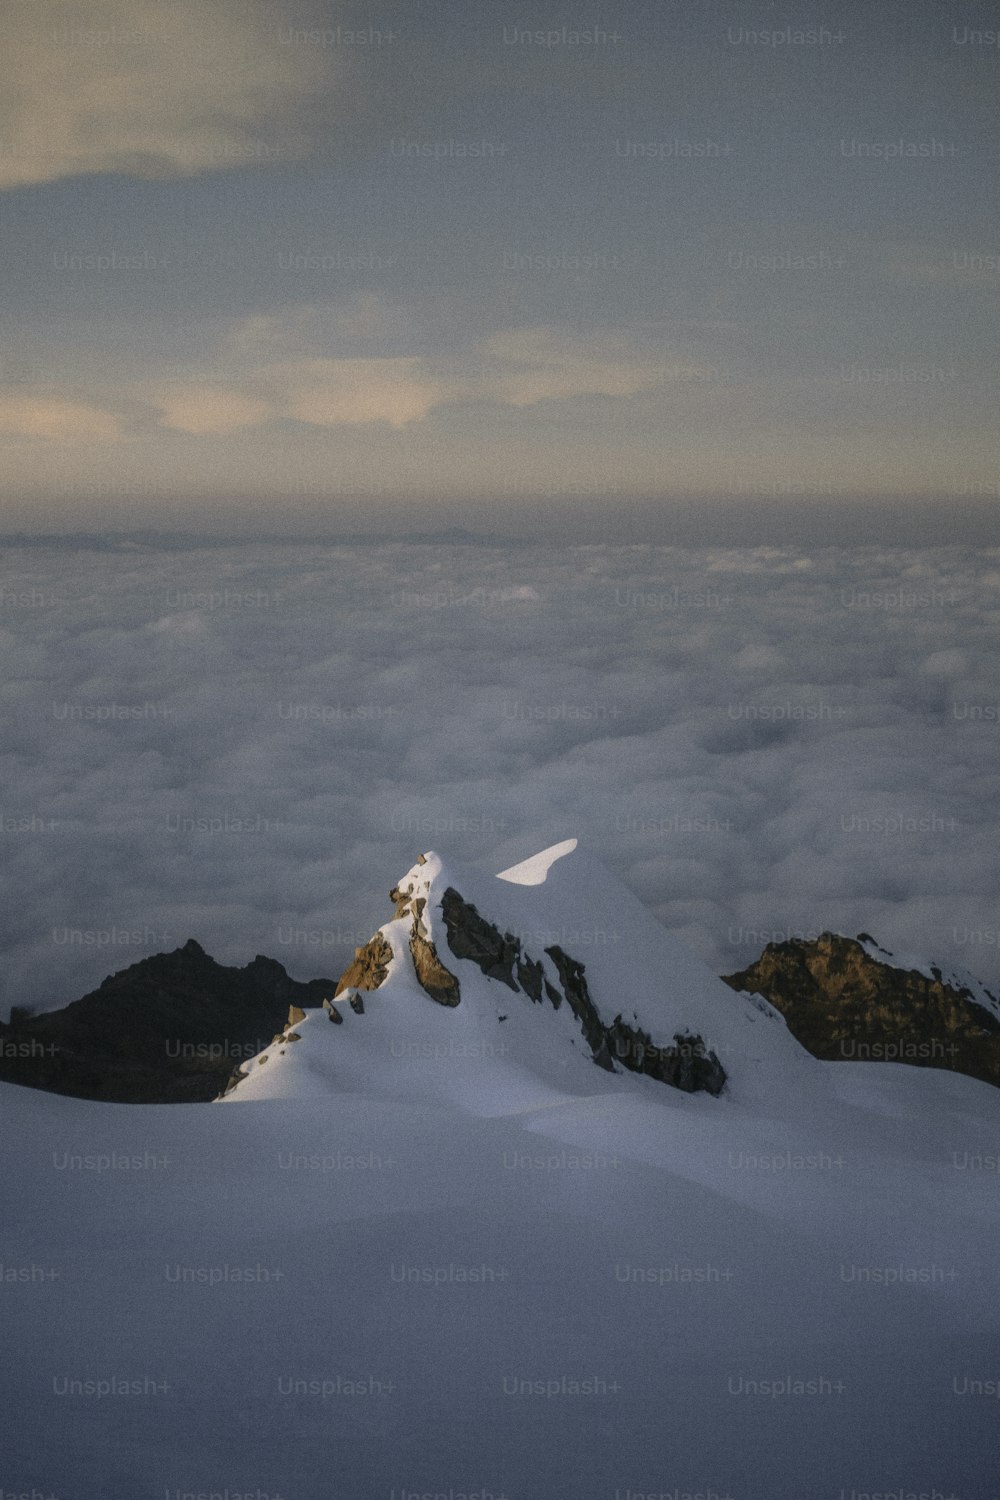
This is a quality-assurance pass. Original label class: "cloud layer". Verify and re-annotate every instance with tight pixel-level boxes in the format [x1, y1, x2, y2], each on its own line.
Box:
[2, 538, 999, 1016]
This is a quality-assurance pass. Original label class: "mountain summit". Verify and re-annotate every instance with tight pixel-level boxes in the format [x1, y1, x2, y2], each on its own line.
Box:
[221, 839, 813, 1109]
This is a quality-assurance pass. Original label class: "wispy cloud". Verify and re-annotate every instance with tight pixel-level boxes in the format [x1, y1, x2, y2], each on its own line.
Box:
[0, 392, 122, 441]
[150, 309, 717, 434]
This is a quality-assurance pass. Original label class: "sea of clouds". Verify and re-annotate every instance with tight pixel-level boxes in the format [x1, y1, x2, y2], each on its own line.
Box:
[2, 536, 999, 1014]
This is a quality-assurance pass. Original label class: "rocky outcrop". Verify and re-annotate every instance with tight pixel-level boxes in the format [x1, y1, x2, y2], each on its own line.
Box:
[389, 882, 427, 923]
[543, 944, 614, 1070]
[329, 874, 462, 1011]
[606, 1019, 727, 1096]
[409, 931, 461, 1006]
[723, 932, 1000, 1089]
[334, 932, 393, 996]
[396, 884, 462, 1006]
[0, 939, 337, 1104]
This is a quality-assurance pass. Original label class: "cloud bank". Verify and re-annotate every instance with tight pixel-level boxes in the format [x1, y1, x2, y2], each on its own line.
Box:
[2, 538, 998, 1016]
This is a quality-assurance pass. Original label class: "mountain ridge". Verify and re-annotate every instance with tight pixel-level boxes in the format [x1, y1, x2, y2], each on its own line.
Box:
[4, 846, 998, 1103]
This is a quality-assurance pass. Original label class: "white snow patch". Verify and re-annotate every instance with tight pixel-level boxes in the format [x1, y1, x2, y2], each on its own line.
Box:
[496, 837, 579, 885]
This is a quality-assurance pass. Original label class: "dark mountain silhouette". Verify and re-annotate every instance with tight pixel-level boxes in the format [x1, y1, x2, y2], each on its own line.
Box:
[0, 940, 336, 1102]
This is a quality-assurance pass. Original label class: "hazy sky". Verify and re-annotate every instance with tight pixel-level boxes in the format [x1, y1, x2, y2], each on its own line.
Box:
[1, 0, 998, 532]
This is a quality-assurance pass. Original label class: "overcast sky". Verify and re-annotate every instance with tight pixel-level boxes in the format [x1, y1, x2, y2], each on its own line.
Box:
[1, 0, 998, 533]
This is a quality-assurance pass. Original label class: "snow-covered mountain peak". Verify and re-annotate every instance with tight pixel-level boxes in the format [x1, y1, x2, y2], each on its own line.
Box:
[220, 839, 816, 1110]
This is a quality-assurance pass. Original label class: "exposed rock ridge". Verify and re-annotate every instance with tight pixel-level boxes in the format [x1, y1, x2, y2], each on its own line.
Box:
[438, 886, 726, 1095]
[722, 931, 1000, 1090]
[390, 878, 461, 1004]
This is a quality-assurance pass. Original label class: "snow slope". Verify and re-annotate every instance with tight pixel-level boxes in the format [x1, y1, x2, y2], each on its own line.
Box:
[2, 841, 999, 1498]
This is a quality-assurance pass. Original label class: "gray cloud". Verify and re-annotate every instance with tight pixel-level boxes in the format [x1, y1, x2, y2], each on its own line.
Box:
[1, 538, 999, 1015]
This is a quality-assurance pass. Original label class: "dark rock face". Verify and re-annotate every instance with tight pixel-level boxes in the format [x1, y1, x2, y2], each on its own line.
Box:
[439, 888, 520, 990]
[723, 932, 1000, 1089]
[515, 956, 544, 1002]
[606, 1018, 727, 1096]
[0, 939, 337, 1103]
[543, 945, 614, 1071]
